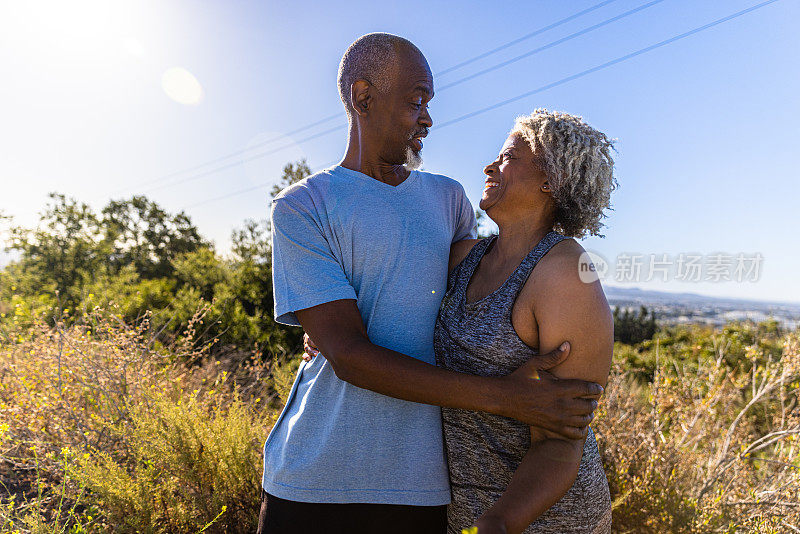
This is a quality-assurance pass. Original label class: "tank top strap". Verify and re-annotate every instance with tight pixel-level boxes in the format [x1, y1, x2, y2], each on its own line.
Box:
[505, 230, 570, 297]
[454, 235, 496, 289]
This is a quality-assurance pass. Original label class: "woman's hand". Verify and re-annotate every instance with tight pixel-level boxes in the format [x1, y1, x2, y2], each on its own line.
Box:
[466, 515, 508, 534]
[303, 332, 321, 362]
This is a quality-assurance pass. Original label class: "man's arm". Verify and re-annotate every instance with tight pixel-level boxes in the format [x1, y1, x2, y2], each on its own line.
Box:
[472, 243, 614, 534]
[295, 298, 602, 438]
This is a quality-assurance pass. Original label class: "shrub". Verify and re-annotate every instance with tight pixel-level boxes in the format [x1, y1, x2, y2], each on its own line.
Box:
[595, 332, 800, 533]
[0, 304, 276, 533]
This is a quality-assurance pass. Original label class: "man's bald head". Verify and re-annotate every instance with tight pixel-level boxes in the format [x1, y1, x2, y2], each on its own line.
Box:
[337, 33, 428, 121]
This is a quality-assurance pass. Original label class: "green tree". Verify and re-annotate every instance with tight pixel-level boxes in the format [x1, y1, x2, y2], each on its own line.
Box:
[613, 305, 658, 344]
[270, 159, 312, 198]
[101, 195, 209, 279]
[5, 193, 104, 306]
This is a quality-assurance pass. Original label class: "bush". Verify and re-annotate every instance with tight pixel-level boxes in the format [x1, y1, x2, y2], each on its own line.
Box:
[76, 389, 268, 533]
[2, 300, 799, 533]
[595, 332, 800, 533]
[0, 304, 277, 533]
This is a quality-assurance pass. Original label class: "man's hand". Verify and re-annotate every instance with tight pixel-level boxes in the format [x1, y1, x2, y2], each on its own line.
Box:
[498, 342, 603, 440]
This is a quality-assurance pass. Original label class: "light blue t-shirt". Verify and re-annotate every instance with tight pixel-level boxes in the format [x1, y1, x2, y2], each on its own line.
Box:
[262, 164, 478, 505]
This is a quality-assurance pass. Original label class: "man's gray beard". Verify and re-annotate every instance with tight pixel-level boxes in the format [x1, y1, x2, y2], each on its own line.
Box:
[403, 146, 423, 171]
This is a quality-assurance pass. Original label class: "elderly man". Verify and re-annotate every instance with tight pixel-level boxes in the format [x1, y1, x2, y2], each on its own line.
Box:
[257, 33, 602, 534]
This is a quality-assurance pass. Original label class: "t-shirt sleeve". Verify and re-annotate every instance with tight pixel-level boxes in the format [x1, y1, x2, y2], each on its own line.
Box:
[270, 196, 357, 327]
[453, 184, 478, 243]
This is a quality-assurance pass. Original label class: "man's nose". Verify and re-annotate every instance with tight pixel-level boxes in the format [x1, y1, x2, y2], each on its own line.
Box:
[483, 162, 496, 176]
[419, 106, 433, 128]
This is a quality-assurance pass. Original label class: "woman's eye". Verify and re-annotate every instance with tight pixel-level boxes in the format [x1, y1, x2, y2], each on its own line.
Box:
[410, 102, 422, 109]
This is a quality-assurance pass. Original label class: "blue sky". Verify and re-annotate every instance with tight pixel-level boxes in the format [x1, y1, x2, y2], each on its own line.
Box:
[0, 0, 798, 303]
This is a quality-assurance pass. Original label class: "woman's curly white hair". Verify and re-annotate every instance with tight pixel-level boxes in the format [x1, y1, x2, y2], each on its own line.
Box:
[511, 108, 618, 239]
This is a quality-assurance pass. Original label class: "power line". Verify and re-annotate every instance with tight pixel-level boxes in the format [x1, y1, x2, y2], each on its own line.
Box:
[436, 0, 621, 76]
[180, 0, 781, 211]
[144, 124, 344, 194]
[108, 112, 343, 195]
[134, 0, 664, 196]
[111, 0, 622, 196]
[437, 0, 667, 91]
[434, 0, 781, 130]
[182, 160, 339, 210]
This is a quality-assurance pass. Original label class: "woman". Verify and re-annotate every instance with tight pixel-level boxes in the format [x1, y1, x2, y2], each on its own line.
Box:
[436, 108, 616, 534]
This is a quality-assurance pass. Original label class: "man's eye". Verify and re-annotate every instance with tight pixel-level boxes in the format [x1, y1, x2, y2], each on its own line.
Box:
[410, 102, 422, 109]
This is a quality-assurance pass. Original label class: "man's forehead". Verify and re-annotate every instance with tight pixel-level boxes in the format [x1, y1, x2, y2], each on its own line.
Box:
[393, 48, 433, 92]
[410, 79, 433, 96]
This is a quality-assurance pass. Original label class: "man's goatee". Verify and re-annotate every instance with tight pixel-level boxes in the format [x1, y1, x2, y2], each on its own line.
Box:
[404, 146, 423, 171]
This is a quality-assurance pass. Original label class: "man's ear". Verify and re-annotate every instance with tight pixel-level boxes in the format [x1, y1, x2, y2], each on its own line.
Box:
[350, 79, 371, 118]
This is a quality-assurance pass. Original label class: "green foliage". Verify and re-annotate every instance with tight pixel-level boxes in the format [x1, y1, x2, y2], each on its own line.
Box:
[77, 389, 267, 534]
[0, 305, 277, 534]
[271, 356, 301, 409]
[613, 305, 658, 344]
[269, 159, 311, 198]
[0, 160, 317, 361]
[100, 196, 209, 280]
[2, 302, 799, 533]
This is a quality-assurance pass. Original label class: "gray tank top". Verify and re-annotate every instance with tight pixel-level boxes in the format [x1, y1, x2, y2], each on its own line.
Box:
[434, 231, 612, 534]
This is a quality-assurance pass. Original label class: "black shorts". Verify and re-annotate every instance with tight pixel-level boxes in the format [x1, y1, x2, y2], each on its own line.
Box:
[256, 488, 448, 534]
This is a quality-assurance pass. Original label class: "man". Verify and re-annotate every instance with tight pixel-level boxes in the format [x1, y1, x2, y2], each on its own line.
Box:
[257, 33, 603, 534]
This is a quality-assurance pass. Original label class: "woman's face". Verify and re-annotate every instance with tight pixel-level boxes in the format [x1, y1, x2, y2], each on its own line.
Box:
[479, 133, 550, 216]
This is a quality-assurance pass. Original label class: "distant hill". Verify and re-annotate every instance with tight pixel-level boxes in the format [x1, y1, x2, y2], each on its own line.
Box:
[603, 285, 800, 329]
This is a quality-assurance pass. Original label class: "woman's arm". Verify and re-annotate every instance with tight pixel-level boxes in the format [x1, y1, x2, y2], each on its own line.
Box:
[449, 238, 481, 272]
[473, 240, 614, 534]
[474, 435, 584, 534]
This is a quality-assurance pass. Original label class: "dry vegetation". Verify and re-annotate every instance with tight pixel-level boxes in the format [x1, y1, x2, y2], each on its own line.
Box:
[0, 304, 798, 533]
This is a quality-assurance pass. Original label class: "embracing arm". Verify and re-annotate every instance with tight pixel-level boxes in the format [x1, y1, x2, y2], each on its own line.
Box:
[474, 242, 614, 534]
[295, 299, 599, 435]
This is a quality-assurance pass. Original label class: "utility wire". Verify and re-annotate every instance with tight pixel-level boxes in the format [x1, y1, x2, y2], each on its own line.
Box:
[137, 0, 665, 195]
[434, 0, 781, 130]
[435, 0, 621, 76]
[437, 0, 667, 91]
[179, 0, 781, 211]
[182, 159, 340, 210]
[109, 112, 343, 195]
[145, 124, 343, 194]
[111, 0, 623, 196]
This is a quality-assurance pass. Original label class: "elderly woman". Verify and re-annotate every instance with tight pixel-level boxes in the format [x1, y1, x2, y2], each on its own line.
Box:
[436, 108, 616, 534]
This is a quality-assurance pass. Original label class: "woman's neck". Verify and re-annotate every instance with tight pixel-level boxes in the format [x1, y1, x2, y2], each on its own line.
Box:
[490, 218, 554, 267]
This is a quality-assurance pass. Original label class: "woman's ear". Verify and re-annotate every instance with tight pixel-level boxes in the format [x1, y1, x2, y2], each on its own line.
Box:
[350, 80, 371, 118]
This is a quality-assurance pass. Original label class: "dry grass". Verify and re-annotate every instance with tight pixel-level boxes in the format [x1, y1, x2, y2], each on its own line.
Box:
[0, 304, 279, 533]
[595, 334, 800, 533]
[1, 304, 798, 533]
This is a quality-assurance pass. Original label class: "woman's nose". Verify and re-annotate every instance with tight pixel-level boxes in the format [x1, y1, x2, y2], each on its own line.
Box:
[483, 162, 495, 176]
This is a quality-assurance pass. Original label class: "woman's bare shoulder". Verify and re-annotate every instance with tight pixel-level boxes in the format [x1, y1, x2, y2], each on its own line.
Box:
[518, 236, 609, 325]
[449, 238, 482, 273]
[533, 237, 590, 284]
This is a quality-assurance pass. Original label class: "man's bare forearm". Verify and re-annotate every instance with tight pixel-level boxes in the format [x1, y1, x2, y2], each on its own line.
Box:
[329, 336, 507, 416]
[294, 300, 586, 435]
[480, 439, 583, 534]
